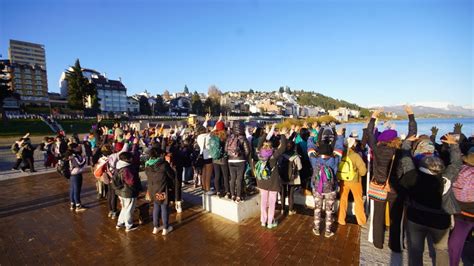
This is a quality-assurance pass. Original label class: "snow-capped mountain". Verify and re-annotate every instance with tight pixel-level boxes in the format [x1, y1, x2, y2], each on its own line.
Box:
[368, 103, 474, 117]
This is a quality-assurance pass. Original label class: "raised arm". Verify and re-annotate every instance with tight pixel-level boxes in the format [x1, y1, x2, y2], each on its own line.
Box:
[405, 105, 417, 138]
[273, 130, 288, 159]
[441, 134, 462, 181]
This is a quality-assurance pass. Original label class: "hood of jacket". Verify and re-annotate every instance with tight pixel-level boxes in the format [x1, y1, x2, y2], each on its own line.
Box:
[116, 160, 131, 170]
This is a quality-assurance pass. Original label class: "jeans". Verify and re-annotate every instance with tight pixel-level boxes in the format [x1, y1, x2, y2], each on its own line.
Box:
[229, 162, 245, 197]
[407, 220, 449, 266]
[448, 216, 474, 266]
[213, 163, 230, 194]
[260, 189, 277, 224]
[108, 186, 118, 213]
[153, 201, 169, 228]
[69, 174, 83, 205]
[117, 197, 137, 229]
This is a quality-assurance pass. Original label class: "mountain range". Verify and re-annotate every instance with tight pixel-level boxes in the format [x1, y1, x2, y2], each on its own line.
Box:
[368, 103, 474, 118]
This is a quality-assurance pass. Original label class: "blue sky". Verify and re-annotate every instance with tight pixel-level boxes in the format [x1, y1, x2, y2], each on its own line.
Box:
[1, 0, 472, 107]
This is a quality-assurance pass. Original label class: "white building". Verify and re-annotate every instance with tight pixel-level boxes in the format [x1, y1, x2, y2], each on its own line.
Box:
[127, 96, 139, 114]
[60, 68, 128, 113]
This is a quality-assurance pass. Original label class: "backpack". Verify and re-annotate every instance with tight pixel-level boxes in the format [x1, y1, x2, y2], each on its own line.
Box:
[208, 135, 223, 160]
[337, 155, 356, 181]
[452, 165, 474, 203]
[313, 164, 336, 194]
[111, 168, 125, 190]
[227, 135, 242, 158]
[255, 160, 273, 181]
[288, 155, 300, 182]
[56, 159, 71, 179]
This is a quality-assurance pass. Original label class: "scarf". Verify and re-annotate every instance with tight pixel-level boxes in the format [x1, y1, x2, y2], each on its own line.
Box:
[145, 157, 162, 167]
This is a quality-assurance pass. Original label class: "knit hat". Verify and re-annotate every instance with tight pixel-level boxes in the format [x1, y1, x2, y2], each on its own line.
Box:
[349, 130, 359, 139]
[215, 121, 225, 131]
[347, 137, 356, 149]
[413, 138, 435, 157]
[377, 129, 398, 142]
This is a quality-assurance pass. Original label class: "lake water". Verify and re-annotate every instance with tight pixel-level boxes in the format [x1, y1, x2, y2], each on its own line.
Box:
[343, 118, 474, 139]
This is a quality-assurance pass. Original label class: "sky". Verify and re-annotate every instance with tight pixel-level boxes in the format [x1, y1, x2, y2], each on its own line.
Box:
[0, 0, 472, 108]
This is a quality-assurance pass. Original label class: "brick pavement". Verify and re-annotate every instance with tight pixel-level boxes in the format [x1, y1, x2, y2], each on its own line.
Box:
[0, 172, 361, 265]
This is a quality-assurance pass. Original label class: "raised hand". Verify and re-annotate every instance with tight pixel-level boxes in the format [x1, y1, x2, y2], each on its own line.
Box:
[371, 108, 383, 119]
[404, 105, 414, 115]
[205, 113, 211, 122]
[453, 123, 463, 134]
[430, 126, 439, 136]
[280, 127, 288, 136]
[441, 134, 458, 145]
[406, 135, 418, 142]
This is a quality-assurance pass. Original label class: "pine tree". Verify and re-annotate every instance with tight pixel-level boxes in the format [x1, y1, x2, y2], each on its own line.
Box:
[191, 91, 204, 115]
[65, 59, 90, 110]
[139, 95, 152, 115]
[184, 85, 189, 94]
[279, 86, 284, 93]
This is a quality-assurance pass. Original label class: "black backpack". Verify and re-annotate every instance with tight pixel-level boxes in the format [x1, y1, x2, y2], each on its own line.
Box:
[57, 159, 71, 179]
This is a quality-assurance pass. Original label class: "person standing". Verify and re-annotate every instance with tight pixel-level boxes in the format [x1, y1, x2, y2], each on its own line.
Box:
[114, 151, 142, 232]
[226, 121, 250, 202]
[68, 143, 87, 212]
[337, 137, 367, 227]
[145, 147, 175, 235]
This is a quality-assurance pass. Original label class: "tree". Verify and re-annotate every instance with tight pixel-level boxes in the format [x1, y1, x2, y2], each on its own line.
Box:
[204, 97, 221, 115]
[0, 61, 13, 125]
[139, 95, 151, 115]
[279, 86, 284, 93]
[249, 89, 254, 94]
[163, 90, 171, 101]
[66, 59, 92, 111]
[154, 94, 167, 115]
[184, 85, 189, 94]
[208, 85, 222, 99]
[191, 91, 204, 115]
[285, 86, 292, 94]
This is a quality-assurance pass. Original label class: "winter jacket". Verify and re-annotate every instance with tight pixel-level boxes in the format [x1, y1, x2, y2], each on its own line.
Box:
[256, 135, 287, 192]
[70, 154, 86, 176]
[145, 159, 175, 204]
[115, 160, 142, 198]
[307, 134, 344, 194]
[367, 115, 417, 187]
[196, 133, 212, 160]
[399, 140, 462, 229]
[453, 164, 474, 217]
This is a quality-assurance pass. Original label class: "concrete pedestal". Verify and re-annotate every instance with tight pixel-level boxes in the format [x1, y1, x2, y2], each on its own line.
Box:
[202, 193, 261, 223]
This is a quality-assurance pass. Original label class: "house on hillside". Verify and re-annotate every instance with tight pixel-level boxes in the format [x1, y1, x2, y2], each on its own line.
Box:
[168, 96, 191, 116]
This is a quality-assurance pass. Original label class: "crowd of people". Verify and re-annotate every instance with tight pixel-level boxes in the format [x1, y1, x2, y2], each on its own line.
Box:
[10, 108, 473, 265]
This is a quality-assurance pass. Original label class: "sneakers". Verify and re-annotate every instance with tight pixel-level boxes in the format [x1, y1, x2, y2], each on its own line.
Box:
[324, 231, 335, 238]
[70, 203, 75, 211]
[225, 193, 231, 200]
[75, 205, 87, 212]
[152, 226, 164, 234]
[116, 223, 125, 229]
[162, 226, 173, 235]
[261, 223, 266, 227]
[175, 201, 182, 213]
[107, 211, 113, 218]
[111, 212, 118, 219]
[235, 197, 242, 203]
[125, 224, 139, 232]
[288, 210, 297, 216]
[312, 228, 320, 236]
[267, 222, 278, 229]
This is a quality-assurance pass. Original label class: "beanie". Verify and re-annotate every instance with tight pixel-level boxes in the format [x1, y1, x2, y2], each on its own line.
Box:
[216, 121, 225, 131]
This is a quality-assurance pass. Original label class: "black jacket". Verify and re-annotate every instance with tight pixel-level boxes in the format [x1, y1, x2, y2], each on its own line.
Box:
[145, 159, 175, 204]
[399, 140, 462, 229]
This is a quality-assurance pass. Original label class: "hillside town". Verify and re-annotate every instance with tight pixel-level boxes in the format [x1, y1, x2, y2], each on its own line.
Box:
[1, 40, 368, 122]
